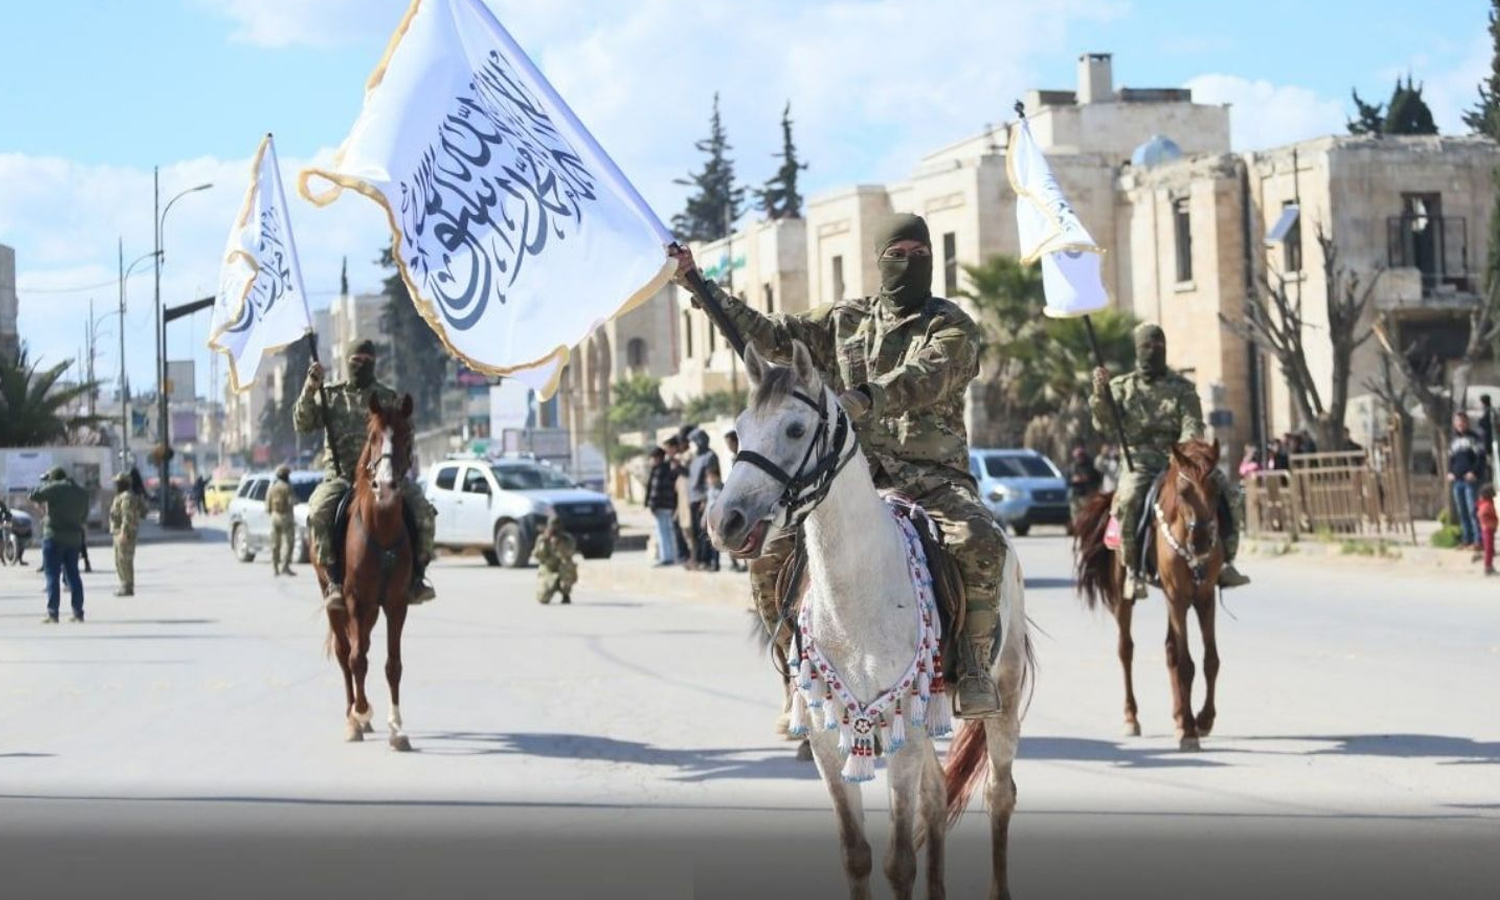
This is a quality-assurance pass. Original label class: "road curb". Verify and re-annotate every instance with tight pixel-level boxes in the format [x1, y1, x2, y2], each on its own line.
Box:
[1242, 535, 1490, 573]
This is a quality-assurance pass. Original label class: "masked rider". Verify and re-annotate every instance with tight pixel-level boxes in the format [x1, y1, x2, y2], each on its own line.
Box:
[295, 339, 437, 610]
[673, 213, 1007, 719]
[1089, 323, 1250, 600]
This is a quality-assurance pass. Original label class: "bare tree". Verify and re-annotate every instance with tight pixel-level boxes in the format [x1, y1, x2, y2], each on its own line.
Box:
[1372, 318, 1453, 472]
[1221, 223, 1384, 450]
[1362, 352, 1416, 466]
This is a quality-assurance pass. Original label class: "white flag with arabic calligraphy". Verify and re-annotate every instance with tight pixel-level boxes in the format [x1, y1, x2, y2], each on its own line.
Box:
[299, 0, 676, 397]
[208, 134, 314, 393]
[1007, 116, 1109, 318]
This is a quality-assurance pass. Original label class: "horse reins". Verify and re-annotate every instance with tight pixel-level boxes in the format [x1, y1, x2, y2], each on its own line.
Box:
[733, 386, 859, 678]
[1154, 473, 1219, 588]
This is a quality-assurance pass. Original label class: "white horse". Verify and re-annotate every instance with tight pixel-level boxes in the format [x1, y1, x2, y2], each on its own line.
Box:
[708, 341, 1032, 900]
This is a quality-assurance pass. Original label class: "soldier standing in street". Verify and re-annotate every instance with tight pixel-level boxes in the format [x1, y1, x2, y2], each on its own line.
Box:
[266, 465, 297, 577]
[534, 516, 577, 605]
[1090, 323, 1250, 600]
[108, 472, 145, 596]
[294, 339, 437, 610]
[673, 212, 1007, 718]
[30, 467, 89, 623]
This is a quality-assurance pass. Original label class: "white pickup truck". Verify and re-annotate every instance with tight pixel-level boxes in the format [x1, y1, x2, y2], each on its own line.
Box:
[422, 456, 618, 568]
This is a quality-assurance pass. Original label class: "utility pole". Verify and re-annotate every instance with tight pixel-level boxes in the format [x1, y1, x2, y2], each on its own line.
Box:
[118, 239, 128, 467]
[154, 166, 166, 523]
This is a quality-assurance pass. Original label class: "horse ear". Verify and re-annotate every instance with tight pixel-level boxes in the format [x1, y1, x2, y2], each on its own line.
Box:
[400, 394, 414, 419]
[744, 344, 766, 387]
[791, 340, 821, 391]
[1170, 443, 1188, 468]
[367, 392, 381, 415]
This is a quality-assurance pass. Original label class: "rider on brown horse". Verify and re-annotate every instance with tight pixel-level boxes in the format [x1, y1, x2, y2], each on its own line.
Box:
[1090, 323, 1250, 600]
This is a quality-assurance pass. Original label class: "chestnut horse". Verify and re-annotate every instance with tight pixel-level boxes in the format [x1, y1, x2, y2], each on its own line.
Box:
[1074, 439, 1224, 751]
[313, 394, 416, 751]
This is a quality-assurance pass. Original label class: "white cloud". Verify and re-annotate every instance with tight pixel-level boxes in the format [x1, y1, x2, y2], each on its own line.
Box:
[193, 0, 409, 48]
[1183, 74, 1346, 151]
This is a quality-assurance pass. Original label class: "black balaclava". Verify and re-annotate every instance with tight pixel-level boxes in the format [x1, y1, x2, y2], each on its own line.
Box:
[1134, 323, 1167, 380]
[347, 339, 376, 388]
[874, 213, 933, 312]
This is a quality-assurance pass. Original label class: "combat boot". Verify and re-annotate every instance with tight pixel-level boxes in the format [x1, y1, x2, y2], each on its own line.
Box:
[409, 561, 436, 605]
[323, 581, 345, 613]
[955, 635, 1001, 719]
[1217, 563, 1250, 588]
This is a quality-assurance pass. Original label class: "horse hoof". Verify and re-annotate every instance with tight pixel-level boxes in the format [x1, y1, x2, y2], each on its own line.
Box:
[774, 712, 793, 739]
[362, 721, 375, 734]
[345, 723, 365, 743]
[795, 739, 814, 762]
[1179, 735, 1201, 752]
[389, 734, 412, 753]
[1123, 721, 1141, 737]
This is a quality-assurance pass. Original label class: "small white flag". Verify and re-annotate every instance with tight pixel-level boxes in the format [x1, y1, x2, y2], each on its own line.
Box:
[208, 134, 314, 393]
[299, 0, 676, 398]
[1007, 115, 1110, 318]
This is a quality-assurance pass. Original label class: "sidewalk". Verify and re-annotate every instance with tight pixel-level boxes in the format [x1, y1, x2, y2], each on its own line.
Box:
[1241, 519, 1498, 574]
[592, 501, 754, 607]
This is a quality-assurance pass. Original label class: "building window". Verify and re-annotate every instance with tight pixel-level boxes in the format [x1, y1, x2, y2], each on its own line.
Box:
[1173, 197, 1193, 283]
[626, 337, 647, 369]
[1282, 202, 1301, 274]
[832, 255, 845, 302]
[943, 232, 958, 295]
[763, 283, 775, 314]
[684, 311, 693, 358]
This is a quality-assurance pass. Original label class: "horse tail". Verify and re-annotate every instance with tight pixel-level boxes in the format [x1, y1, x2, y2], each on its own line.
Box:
[1073, 491, 1117, 613]
[944, 720, 991, 827]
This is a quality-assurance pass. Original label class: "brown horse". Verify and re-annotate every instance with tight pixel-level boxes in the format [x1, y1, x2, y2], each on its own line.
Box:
[313, 393, 416, 751]
[1074, 439, 1224, 751]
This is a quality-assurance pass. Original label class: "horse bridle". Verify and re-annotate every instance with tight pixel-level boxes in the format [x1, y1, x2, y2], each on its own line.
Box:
[1154, 473, 1219, 587]
[733, 386, 859, 531]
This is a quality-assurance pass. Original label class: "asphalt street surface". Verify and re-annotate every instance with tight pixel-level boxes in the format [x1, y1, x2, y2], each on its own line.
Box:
[0, 525, 1496, 899]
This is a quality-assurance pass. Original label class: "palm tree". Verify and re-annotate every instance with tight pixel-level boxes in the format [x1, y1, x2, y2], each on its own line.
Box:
[0, 346, 103, 446]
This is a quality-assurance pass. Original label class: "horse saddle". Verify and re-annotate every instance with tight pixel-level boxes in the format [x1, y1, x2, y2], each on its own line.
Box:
[775, 494, 966, 684]
[328, 486, 419, 580]
[1106, 471, 1234, 588]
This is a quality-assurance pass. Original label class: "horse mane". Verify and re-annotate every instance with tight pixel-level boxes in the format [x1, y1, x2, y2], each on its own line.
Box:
[751, 363, 801, 413]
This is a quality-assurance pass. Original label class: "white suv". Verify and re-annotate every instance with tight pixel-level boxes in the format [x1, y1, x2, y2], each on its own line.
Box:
[423, 456, 617, 567]
[226, 470, 321, 564]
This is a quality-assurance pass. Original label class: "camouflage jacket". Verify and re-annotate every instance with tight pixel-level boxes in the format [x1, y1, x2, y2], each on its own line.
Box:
[109, 491, 146, 538]
[1090, 370, 1204, 473]
[266, 480, 295, 519]
[535, 531, 577, 574]
[293, 377, 398, 479]
[714, 281, 982, 490]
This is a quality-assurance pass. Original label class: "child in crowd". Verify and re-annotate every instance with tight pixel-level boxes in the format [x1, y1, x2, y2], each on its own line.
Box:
[1478, 485, 1498, 576]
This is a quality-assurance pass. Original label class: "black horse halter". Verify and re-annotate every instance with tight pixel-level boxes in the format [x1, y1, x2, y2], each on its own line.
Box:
[734, 386, 858, 529]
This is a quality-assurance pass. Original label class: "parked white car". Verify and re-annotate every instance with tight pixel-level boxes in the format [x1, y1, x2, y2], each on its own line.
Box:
[226, 470, 321, 564]
[423, 456, 617, 567]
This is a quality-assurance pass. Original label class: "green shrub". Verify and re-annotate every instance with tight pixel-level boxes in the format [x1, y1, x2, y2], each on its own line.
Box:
[1430, 524, 1462, 548]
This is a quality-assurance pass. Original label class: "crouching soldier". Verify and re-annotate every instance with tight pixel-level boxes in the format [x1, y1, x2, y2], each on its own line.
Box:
[535, 517, 577, 605]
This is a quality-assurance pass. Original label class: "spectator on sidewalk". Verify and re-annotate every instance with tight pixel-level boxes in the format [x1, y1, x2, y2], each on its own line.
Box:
[30, 467, 88, 623]
[1238, 444, 1262, 479]
[688, 429, 721, 572]
[1479, 485, 1498, 575]
[644, 447, 680, 567]
[665, 435, 693, 566]
[1448, 411, 1486, 551]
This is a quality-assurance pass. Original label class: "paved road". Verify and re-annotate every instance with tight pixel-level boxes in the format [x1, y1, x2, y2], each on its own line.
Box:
[0, 525, 1496, 899]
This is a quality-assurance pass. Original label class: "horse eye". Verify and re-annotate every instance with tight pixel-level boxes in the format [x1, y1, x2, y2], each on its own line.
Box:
[786, 422, 806, 440]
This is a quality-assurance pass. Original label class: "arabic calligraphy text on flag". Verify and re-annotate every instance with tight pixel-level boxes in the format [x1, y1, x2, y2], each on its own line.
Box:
[299, 0, 676, 397]
[1007, 115, 1110, 318]
[208, 134, 314, 393]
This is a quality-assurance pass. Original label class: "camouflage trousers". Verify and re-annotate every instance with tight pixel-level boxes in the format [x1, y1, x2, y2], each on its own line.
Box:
[750, 478, 1006, 645]
[1111, 465, 1239, 571]
[537, 563, 577, 604]
[307, 477, 435, 572]
[113, 533, 136, 591]
[270, 514, 296, 571]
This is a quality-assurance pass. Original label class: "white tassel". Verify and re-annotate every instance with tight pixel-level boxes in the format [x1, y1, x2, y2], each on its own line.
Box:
[837, 716, 853, 756]
[926, 686, 953, 737]
[788, 688, 809, 737]
[890, 701, 907, 750]
[841, 737, 876, 783]
[798, 653, 812, 690]
[824, 692, 840, 730]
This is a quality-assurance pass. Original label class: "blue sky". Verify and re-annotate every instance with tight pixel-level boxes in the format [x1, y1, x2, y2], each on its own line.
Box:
[0, 0, 1491, 397]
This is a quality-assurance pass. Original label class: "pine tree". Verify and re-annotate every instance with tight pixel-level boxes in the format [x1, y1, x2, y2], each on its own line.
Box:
[1465, 0, 1500, 138]
[755, 102, 808, 220]
[672, 93, 745, 242]
[1347, 88, 1385, 135]
[377, 244, 448, 428]
[1349, 77, 1439, 136]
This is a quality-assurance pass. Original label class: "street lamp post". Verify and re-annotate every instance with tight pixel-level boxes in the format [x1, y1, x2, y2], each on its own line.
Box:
[153, 169, 212, 525]
[118, 238, 160, 471]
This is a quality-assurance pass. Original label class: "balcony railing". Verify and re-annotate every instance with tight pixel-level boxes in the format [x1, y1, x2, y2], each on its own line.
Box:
[1386, 215, 1474, 295]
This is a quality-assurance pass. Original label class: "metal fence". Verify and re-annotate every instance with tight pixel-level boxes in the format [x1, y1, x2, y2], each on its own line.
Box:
[1244, 444, 1418, 544]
